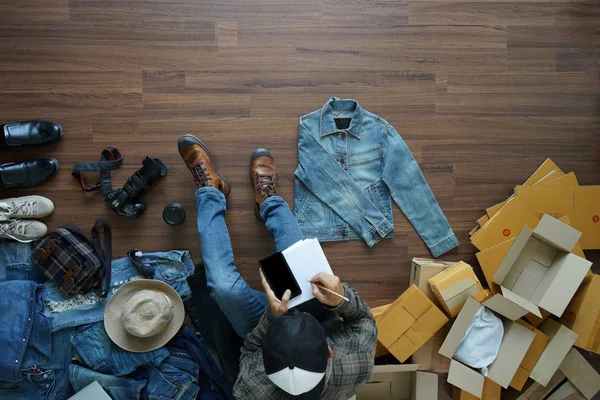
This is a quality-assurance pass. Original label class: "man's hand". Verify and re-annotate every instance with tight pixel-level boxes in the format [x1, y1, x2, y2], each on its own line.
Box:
[259, 268, 291, 318]
[310, 272, 345, 307]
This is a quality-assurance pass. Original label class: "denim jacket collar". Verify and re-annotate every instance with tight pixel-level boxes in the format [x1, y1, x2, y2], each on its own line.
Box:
[320, 97, 363, 139]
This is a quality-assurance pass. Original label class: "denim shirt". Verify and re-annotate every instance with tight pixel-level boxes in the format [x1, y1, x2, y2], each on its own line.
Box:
[0, 281, 51, 382]
[294, 97, 458, 257]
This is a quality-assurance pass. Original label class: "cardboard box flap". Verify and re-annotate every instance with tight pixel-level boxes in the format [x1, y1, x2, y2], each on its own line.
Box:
[412, 371, 438, 400]
[487, 320, 536, 388]
[533, 214, 582, 252]
[546, 381, 586, 400]
[494, 226, 534, 285]
[483, 294, 529, 321]
[500, 287, 542, 318]
[531, 320, 579, 386]
[534, 253, 592, 317]
[439, 298, 481, 358]
[559, 348, 600, 400]
[357, 381, 390, 399]
[525, 158, 563, 185]
[448, 360, 485, 398]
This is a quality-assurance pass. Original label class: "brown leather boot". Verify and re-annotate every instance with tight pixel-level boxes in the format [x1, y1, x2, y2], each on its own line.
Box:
[178, 134, 231, 197]
[249, 148, 277, 221]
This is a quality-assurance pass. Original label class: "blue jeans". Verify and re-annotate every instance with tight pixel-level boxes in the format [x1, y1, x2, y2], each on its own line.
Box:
[69, 364, 146, 400]
[195, 188, 303, 338]
[71, 322, 169, 377]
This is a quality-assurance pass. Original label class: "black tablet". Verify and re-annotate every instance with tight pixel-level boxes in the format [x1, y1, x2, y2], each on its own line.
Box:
[259, 251, 302, 300]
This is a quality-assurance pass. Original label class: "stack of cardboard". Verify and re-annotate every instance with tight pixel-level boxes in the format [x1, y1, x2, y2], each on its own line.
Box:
[469, 158, 600, 251]
[473, 159, 600, 355]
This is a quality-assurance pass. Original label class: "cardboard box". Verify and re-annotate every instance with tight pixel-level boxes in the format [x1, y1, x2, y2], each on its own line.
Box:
[377, 285, 449, 363]
[409, 258, 454, 303]
[526, 158, 564, 185]
[472, 197, 540, 251]
[476, 216, 586, 295]
[559, 348, 600, 400]
[493, 215, 592, 318]
[543, 171, 579, 187]
[530, 319, 578, 386]
[439, 296, 536, 397]
[409, 258, 453, 373]
[515, 186, 600, 249]
[352, 364, 437, 400]
[373, 303, 392, 358]
[428, 261, 485, 317]
[560, 274, 600, 354]
[509, 320, 550, 390]
[516, 369, 566, 400]
[476, 215, 586, 326]
[546, 381, 586, 400]
[411, 324, 450, 373]
[452, 379, 501, 400]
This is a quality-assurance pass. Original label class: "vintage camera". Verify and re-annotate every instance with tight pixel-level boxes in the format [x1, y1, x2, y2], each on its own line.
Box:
[105, 157, 167, 219]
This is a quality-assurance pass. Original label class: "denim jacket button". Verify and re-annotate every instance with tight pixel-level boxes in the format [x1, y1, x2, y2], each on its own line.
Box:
[43, 374, 48, 379]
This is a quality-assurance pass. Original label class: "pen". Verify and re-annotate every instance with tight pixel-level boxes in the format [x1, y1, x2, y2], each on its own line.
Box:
[308, 280, 350, 302]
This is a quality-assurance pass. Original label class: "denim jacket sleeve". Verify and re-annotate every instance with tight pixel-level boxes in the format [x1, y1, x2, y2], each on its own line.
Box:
[382, 126, 458, 257]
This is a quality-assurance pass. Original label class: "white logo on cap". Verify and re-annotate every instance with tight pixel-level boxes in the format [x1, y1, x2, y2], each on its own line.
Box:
[267, 368, 325, 396]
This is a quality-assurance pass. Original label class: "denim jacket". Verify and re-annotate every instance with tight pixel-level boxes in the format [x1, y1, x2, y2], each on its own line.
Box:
[294, 97, 458, 257]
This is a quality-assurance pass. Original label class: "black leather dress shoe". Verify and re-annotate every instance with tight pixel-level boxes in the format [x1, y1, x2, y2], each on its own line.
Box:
[0, 158, 59, 190]
[0, 120, 63, 148]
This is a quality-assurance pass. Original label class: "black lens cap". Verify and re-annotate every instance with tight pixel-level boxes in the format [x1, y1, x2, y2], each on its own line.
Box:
[163, 203, 186, 226]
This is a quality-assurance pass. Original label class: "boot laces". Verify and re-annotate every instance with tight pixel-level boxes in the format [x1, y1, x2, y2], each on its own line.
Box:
[257, 174, 277, 197]
[190, 161, 212, 187]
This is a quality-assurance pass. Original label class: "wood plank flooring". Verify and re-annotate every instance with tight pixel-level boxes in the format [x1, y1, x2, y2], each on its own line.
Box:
[1, 0, 599, 398]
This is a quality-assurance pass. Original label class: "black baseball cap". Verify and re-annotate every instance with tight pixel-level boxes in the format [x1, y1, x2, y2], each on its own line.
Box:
[263, 312, 329, 399]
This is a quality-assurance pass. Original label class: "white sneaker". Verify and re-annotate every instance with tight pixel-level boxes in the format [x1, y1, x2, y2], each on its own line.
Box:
[0, 195, 54, 221]
[0, 219, 48, 242]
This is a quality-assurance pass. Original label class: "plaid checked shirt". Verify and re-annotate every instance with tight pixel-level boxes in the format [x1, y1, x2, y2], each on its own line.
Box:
[233, 283, 377, 400]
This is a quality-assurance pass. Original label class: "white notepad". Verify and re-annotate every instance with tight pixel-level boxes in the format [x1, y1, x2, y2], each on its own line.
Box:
[282, 238, 334, 309]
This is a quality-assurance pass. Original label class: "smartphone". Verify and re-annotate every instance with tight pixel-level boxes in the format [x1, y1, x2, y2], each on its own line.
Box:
[259, 252, 302, 300]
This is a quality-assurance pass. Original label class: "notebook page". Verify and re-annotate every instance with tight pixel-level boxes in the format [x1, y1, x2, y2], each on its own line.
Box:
[282, 238, 334, 309]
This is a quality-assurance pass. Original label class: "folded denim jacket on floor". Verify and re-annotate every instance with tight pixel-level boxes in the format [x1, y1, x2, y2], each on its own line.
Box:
[294, 97, 458, 257]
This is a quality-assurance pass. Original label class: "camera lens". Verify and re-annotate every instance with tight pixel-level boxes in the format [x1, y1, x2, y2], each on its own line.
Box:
[163, 203, 185, 226]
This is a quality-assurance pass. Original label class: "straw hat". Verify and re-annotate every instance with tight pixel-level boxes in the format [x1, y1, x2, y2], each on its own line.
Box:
[104, 279, 184, 352]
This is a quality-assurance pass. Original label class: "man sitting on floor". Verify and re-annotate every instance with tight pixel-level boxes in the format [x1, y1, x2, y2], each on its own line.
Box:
[177, 134, 377, 399]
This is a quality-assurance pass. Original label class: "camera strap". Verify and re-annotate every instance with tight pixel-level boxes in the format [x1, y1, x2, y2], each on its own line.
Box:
[72, 146, 124, 193]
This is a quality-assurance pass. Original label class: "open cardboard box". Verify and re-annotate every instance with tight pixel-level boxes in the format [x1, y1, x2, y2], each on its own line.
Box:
[439, 296, 536, 398]
[350, 364, 437, 400]
[492, 214, 592, 318]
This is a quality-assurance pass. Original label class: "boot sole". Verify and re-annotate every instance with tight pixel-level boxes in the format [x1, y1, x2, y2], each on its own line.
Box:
[178, 134, 231, 198]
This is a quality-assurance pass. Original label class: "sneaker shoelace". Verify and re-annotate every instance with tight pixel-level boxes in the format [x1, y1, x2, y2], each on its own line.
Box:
[190, 161, 212, 188]
[0, 219, 28, 238]
[257, 174, 277, 197]
[0, 200, 38, 219]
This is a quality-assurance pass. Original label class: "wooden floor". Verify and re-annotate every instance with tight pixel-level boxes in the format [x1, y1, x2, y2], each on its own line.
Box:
[1, 0, 599, 398]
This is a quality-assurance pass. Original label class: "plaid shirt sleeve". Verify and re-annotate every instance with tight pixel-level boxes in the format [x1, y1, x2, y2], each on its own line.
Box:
[233, 309, 278, 399]
[322, 283, 377, 399]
